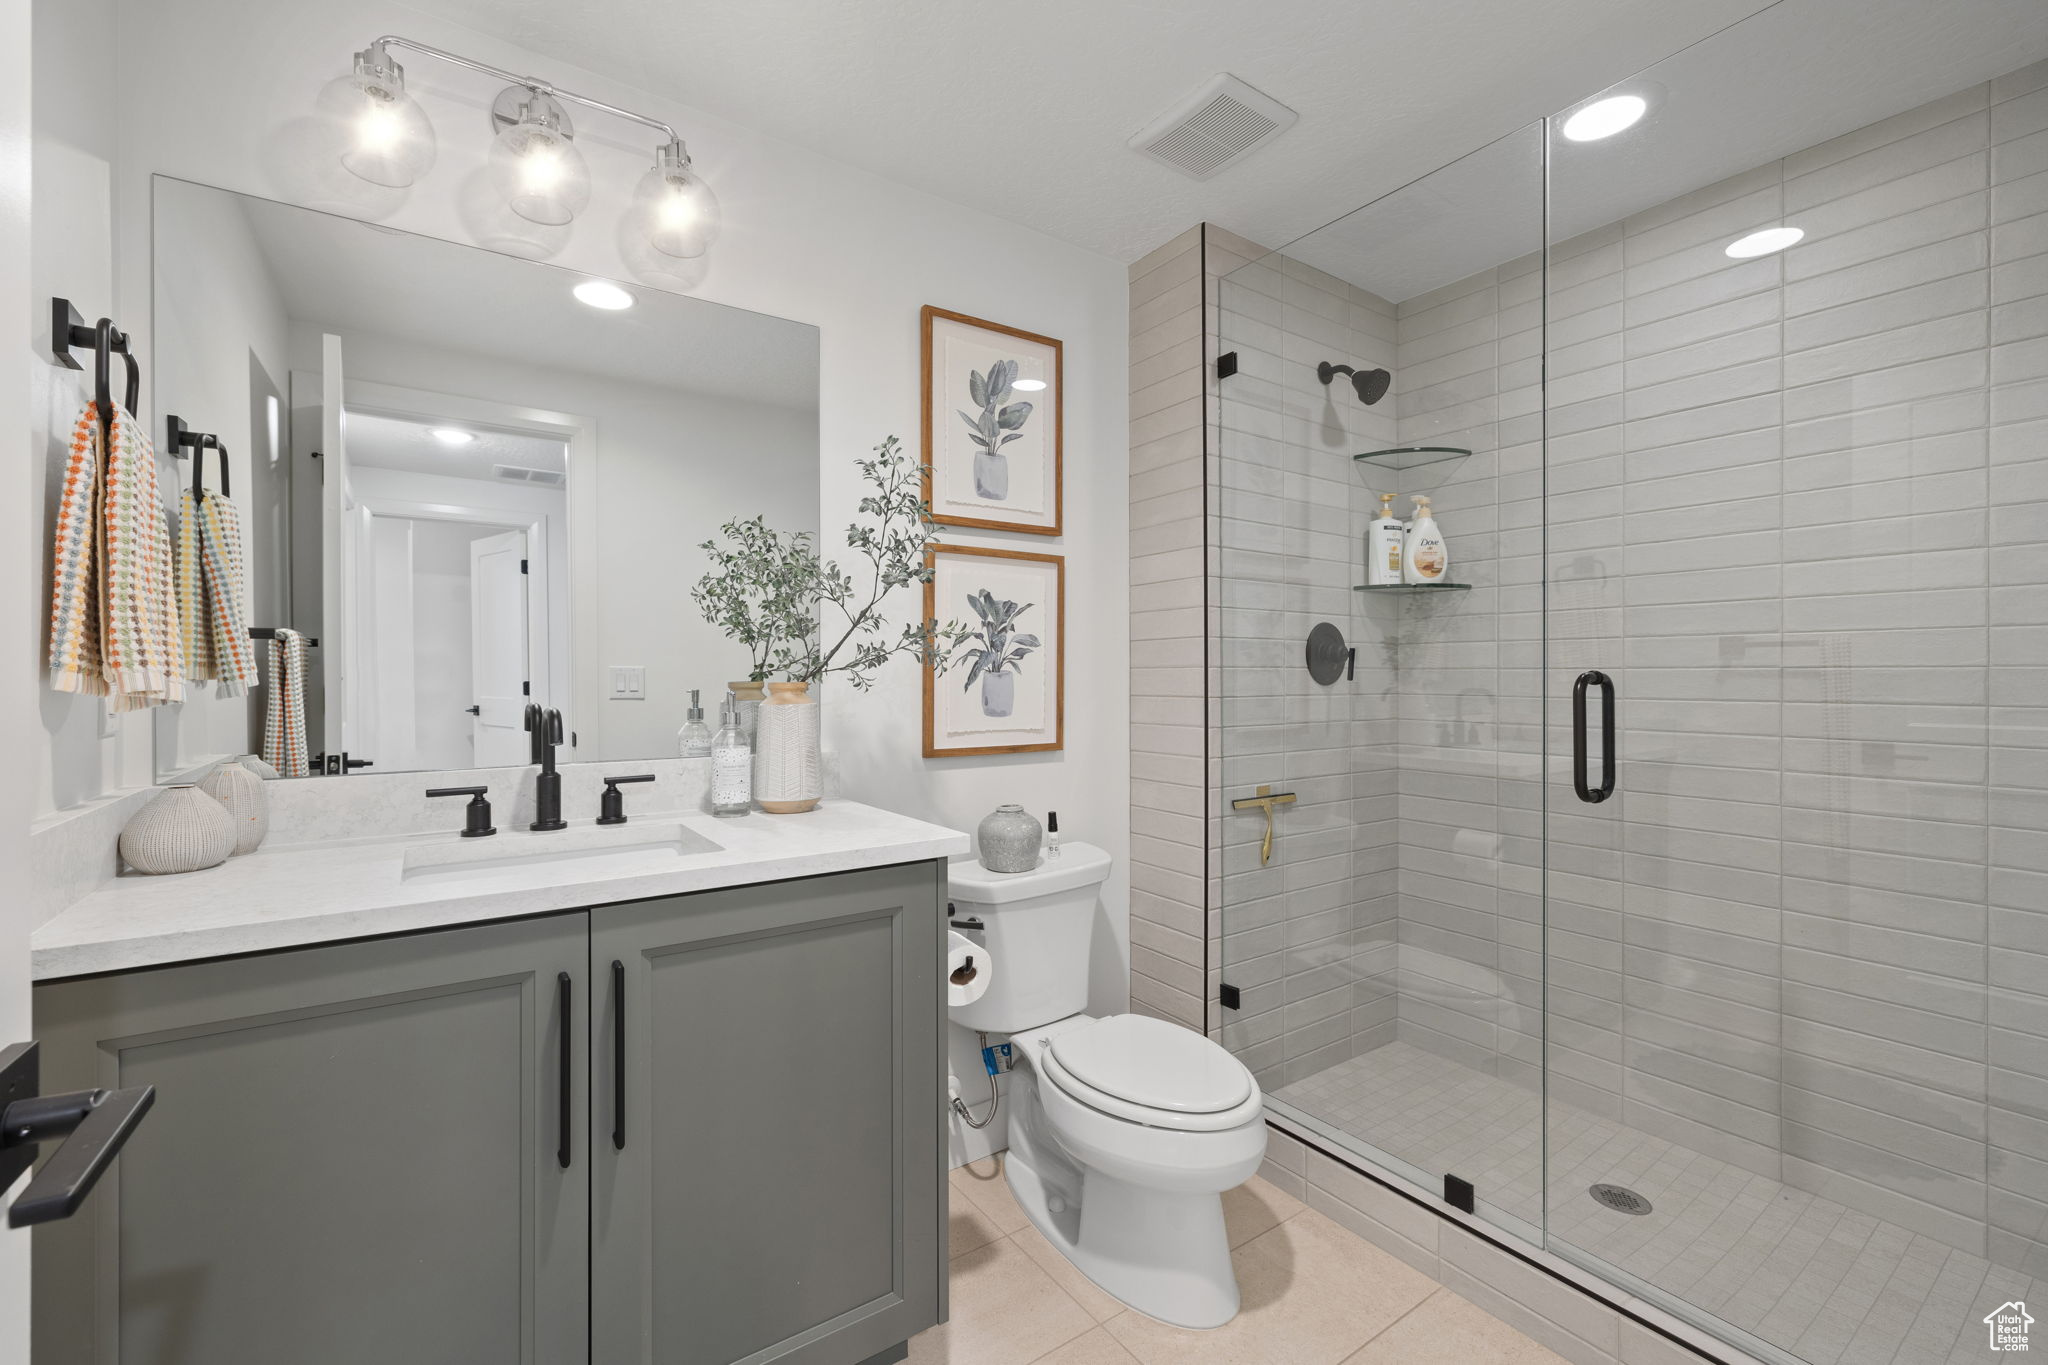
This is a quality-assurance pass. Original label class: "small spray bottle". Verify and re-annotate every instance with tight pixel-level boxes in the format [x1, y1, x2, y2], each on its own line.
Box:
[1045, 811, 1061, 859]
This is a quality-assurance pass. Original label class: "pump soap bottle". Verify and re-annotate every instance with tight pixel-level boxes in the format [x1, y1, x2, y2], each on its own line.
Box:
[1402, 496, 1449, 585]
[677, 689, 713, 757]
[710, 692, 752, 817]
[1366, 493, 1404, 586]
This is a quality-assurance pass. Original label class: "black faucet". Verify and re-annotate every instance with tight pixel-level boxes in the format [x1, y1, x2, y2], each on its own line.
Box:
[426, 786, 495, 838]
[596, 774, 656, 826]
[526, 704, 567, 832]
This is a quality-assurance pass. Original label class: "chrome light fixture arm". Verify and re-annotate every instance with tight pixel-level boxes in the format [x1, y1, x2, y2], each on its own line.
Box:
[367, 36, 684, 144]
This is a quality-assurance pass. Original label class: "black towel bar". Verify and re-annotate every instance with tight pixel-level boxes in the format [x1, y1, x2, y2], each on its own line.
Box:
[165, 415, 231, 499]
[50, 298, 140, 441]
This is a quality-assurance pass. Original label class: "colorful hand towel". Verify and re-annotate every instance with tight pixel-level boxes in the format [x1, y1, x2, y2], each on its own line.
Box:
[48, 408, 106, 695]
[262, 627, 310, 778]
[177, 486, 258, 697]
[48, 405, 185, 709]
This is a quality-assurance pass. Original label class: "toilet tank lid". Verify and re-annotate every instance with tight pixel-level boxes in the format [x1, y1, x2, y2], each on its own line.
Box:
[946, 842, 1112, 904]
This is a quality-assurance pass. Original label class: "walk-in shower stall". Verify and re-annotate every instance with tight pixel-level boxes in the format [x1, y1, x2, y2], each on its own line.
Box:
[1210, 3, 2048, 1360]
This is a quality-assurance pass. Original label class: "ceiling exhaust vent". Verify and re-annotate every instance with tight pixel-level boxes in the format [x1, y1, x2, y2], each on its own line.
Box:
[1128, 74, 1297, 181]
[493, 463, 567, 488]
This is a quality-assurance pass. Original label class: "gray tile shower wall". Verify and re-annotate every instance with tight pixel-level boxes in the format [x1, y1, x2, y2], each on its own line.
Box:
[1129, 226, 1209, 1031]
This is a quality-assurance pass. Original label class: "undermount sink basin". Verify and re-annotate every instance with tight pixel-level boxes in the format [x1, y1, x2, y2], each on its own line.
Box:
[402, 822, 724, 884]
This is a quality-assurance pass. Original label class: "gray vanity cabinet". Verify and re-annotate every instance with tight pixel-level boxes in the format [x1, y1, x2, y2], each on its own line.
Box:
[591, 862, 945, 1365]
[30, 911, 590, 1365]
[30, 862, 946, 1365]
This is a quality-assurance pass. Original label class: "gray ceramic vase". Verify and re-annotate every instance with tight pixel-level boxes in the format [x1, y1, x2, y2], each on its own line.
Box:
[977, 804, 1043, 874]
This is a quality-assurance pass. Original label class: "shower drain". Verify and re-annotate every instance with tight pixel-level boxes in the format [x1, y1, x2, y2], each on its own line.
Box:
[1589, 1183, 1653, 1216]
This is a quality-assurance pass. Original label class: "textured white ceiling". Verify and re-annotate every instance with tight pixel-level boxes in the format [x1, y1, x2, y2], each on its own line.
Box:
[397, 0, 1783, 263]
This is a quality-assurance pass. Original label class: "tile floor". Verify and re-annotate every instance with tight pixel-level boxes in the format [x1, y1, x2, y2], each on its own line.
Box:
[913, 1156, 1576, 1365]
[1275, 1041, 2048, 1365]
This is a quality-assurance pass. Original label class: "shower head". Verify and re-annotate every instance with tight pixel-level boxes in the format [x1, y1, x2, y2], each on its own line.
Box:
[1317, 361, 1391, 406]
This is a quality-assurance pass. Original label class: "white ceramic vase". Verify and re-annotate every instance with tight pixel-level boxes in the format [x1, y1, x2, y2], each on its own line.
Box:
[200, 759, 269, 855]
[754, 681, 822, 814]
[120, 784, 236, 875]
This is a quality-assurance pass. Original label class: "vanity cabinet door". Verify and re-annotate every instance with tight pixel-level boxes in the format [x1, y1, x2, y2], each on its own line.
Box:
[591, 862, 945, 1365]
[32, 912, 590, 1365]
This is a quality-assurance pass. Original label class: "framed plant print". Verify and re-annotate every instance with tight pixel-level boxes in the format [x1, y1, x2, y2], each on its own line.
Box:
[921, 305, 1063, 536]
[924, 544, 1064, 756]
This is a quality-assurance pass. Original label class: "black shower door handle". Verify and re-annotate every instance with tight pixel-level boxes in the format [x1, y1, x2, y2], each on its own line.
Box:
[1573, 670, 1616, 804]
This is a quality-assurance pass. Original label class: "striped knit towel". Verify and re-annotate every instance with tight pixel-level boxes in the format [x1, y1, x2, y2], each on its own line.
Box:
[176, 487, 259, 697]
[49, 405, 185, 708]
[262, 627, 310, 778]
[48, 407, 106, 695]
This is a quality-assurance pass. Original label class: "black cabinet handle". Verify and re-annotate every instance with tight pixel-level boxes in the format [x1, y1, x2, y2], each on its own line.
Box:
[611, 960, 626, 1151]
[1573, 670, 1616, 804]
[556, 973, 572, 1170]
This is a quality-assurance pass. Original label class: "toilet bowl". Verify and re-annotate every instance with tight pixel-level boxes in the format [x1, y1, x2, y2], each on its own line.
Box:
[947, 847, 1265, 1328]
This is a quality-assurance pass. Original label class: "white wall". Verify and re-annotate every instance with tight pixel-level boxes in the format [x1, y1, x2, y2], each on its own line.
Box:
[2, 0, 38, 1338]
[27, 0, 1129, 1168]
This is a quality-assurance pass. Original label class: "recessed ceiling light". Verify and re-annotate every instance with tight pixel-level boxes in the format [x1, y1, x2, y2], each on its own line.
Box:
[1724, 226, 1804, 259]
[1561, 94, 1647, 143]
[573, 279, 634, 310]
[431, 428, 475, 445]
[1012, 378, 1048, 392]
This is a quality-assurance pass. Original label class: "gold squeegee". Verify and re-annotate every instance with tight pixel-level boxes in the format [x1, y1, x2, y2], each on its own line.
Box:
[1230, 785, 1297, 866]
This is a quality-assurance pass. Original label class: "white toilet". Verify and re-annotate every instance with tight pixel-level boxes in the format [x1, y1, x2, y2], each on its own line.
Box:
[949, 845, 1266, 1329]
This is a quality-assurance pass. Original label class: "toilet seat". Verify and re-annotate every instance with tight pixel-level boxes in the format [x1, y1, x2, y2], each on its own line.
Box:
[1036, 1014, 1262, 1133]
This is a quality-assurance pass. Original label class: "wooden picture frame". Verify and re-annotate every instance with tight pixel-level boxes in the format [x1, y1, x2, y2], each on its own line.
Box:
[920, 306, 1063, 537]
[923, 544, 1064, 756]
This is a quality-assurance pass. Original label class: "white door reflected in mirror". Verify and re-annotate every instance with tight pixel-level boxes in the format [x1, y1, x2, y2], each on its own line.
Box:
[469, 529, 532, 767]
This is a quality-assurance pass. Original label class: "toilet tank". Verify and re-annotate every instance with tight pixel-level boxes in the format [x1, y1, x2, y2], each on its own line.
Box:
[948, 843, 1113, 1033]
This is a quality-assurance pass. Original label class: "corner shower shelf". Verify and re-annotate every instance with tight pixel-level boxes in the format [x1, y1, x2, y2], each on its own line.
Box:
[1352, 445, 1471, 471]
[1353, 582, 1471, 595]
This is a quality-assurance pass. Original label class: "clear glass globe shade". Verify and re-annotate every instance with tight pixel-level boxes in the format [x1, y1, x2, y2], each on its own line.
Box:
[631, 163, 721, 258]
[488, 121, 591, 226]
[317, 71, 436, 188]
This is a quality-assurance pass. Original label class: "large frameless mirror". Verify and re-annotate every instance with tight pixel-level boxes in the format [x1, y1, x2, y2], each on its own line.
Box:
[150, 176, 819, 779]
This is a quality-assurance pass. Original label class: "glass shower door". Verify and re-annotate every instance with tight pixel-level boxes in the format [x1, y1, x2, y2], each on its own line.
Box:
[1539, 8, 2044, 1360]
[1215, 124, 1548, 1244]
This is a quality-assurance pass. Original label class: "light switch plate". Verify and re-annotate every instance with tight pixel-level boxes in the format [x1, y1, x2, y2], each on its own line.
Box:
[608, 666, 646, 700]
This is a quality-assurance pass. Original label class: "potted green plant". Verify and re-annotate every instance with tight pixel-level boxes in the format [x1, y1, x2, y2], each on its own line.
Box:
[956, 590, 1039, 718]
[695, 436, 967, 811]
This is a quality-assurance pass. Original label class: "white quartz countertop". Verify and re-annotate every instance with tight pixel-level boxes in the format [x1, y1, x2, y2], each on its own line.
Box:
[33, 800, 968, 980]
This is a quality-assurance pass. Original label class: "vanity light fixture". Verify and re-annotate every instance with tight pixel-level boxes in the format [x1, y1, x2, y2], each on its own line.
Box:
[1560, 94, 1647, 142]
[431, 428, 475, 445]
[489, 90, 590, 226]
[317, 42, 437, 187]
[1724, 226, 1804, 258]
[573, 280, 635, 311]
[325, 36, 722, 256]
